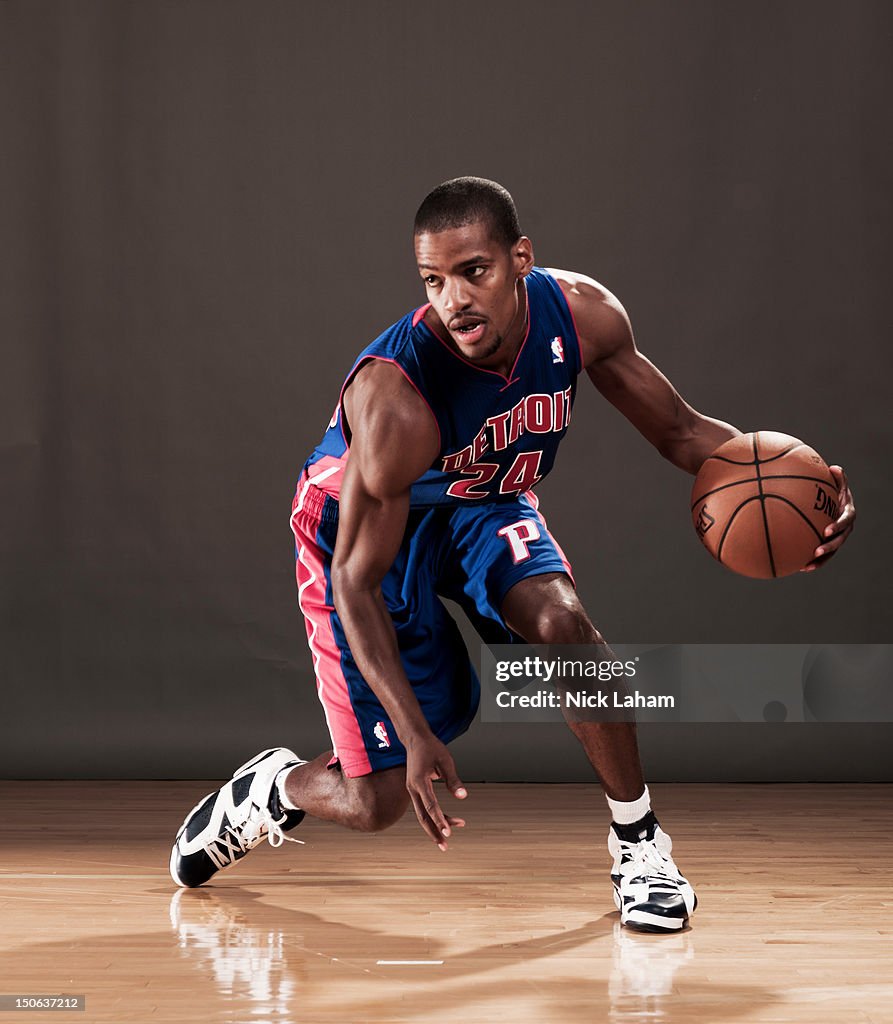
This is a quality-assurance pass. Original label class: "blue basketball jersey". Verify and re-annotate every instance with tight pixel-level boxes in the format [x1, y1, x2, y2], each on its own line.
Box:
[302, 267, 582, 507]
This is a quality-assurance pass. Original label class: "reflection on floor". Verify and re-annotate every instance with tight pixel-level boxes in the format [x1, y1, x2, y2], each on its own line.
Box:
[1, 782, 890, 1023]
[171, 885, 699, 1023]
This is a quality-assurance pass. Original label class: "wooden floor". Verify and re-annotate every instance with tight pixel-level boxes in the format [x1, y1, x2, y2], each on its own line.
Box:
[0, 782, 890, 1023]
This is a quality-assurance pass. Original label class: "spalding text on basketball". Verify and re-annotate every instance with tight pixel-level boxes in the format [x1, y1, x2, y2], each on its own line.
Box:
[813, 486, 839, 520]
[696, 505, 716, 538]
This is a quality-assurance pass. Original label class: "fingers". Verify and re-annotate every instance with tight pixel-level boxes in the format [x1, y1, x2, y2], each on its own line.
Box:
[801, 465, 855, 572]
[829, 464, 849, 496]
[442, 764, 468, 800]
[802, 533, 847, 570]
[801, 550, 834, 572]
[409, 787, 446, 849]
[409, 775, 455, 850]
[823, 468, 855, 539]
[407, 773, 468, 851]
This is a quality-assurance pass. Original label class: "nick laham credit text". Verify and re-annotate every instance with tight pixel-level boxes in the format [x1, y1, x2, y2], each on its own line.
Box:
[495, 690, 675, 709]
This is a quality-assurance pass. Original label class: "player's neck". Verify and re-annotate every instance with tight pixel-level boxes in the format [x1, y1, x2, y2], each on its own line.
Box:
[490, 280, 529, 377]
[425, 279, 529, 378]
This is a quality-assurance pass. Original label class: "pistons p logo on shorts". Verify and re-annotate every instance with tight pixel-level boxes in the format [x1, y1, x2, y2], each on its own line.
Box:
[497, 520, 541, 564]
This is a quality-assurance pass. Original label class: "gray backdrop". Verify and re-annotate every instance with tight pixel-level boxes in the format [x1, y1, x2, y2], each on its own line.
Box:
[3, 1, 891, 781]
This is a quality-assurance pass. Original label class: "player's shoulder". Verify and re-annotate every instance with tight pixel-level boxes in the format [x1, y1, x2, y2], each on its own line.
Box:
[344, 354, 440, 486]
[360, 305, 423, 362]
[543, 267, 625, 315]
[353, 302, 432, 386]
[543, 267, 632, 364]
[347, 322, 435, 424]
[349, 355, 416, 403]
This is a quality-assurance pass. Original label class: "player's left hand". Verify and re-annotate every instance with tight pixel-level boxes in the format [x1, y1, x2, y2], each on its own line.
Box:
[802, 465, 856, 571]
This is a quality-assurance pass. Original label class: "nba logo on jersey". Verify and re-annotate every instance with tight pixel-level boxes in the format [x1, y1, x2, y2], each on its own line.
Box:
[373, 721, 391, 749]
[550, 336, 564, 364]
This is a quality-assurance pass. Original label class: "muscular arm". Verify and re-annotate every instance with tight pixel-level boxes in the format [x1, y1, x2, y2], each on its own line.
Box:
[333, 360, 438, 737]
[332, 359, 467, 847]
[550, 268, 855, 564]
[550, 268, 740, 474]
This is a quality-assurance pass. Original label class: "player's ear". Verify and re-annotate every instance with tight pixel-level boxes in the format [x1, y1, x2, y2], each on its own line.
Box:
[513, 236, 535, 278]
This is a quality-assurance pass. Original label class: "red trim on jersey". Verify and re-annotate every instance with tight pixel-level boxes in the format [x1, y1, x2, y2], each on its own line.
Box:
[412, 304, 431, 327]
[336, 355, 442, 454]
[336, 370, 352, 448]
[418, 280, 532, 386]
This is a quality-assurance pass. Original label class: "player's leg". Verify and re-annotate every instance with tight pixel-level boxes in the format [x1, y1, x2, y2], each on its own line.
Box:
[441, 493, 696, 931]
[438, 497, 644, 798]
[170, 483, 411, 888]
[277, 753, 408, 832]
[169, 750, 410, 889]
[503, 579, 696, 931]
[169, 743, 409, 886]
[282, 494, 477, 821]
[499, 571, 645, 801]
[170, 487, 479, 888]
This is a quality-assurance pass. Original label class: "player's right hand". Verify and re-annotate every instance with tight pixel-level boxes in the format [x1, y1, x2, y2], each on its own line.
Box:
[404, 733, 468, 851]
[802, 464, 856, 571]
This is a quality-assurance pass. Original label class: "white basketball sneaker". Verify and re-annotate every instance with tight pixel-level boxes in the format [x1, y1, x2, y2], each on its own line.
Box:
[608, 812, 697, 932]
[170, 748, 306, 888]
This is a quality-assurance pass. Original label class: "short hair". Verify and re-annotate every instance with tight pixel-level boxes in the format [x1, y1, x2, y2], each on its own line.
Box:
[413, 176, 521, 248]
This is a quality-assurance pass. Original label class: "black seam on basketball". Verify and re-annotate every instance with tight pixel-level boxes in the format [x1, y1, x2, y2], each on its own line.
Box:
[690, 477, 758, 511]
[717, 495, 764, 560]
[692, 461, 832, 510]
[754, 434, 777, 577]
[764, 495, 824, 541]
[704, 442, 799, 467]
[758, 474, 835, 487]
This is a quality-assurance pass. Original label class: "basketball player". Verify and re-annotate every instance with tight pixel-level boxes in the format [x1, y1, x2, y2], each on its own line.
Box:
[170, 178, 855, 931]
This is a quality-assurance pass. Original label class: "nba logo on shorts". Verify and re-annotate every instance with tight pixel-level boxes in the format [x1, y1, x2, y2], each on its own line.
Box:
[374, 721, 391, 749]
[550, 337, 564, 363]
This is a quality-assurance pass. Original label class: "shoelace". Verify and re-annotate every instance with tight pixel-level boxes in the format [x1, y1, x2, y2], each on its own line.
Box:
[206, 804, 304, 868]
[617, 836, 679, 884]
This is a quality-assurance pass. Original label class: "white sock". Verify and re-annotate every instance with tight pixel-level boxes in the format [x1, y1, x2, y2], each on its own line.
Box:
[275, 765, 302, 811]
[606, 785, 651, 825]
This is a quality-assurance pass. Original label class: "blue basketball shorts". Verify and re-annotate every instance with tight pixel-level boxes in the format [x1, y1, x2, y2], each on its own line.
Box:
[290, 476, 574, 777]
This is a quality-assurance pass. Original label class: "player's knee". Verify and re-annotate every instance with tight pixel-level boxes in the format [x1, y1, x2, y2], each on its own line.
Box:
[349, 802, 405, 833]
[527, 603, 602, 645]
[347, 785, 409, 833]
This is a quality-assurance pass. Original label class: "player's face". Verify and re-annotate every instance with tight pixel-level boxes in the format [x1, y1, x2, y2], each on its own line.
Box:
[414, 221, 534, 368]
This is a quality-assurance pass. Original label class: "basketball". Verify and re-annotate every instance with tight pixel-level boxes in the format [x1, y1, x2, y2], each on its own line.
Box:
[691, 431, 839, 579]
